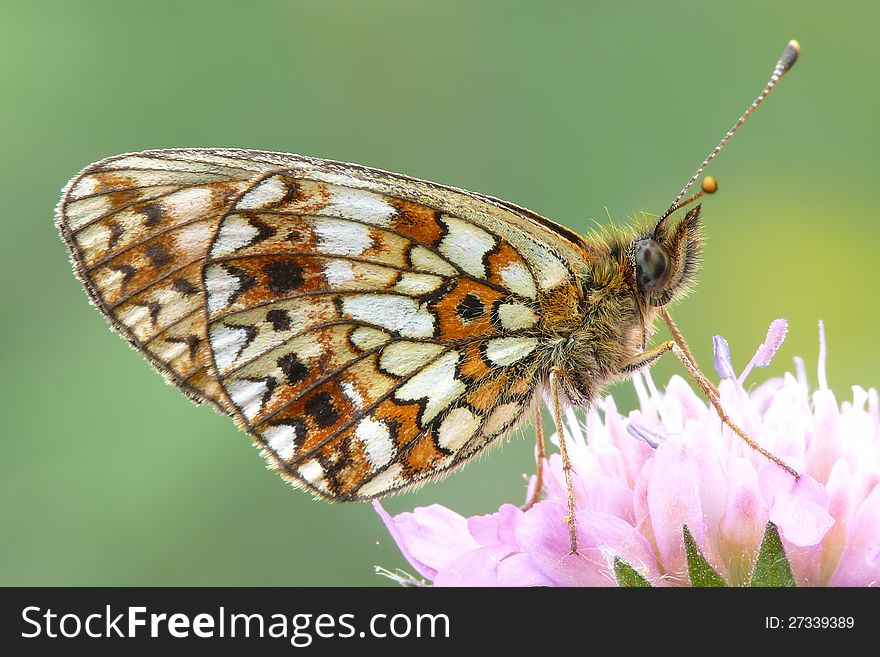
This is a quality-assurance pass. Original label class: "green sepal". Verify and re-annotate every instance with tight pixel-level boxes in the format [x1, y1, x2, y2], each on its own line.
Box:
[683, 525, 726, 587]
[749, 521, 796, 587]
[614, 557, 651, 587]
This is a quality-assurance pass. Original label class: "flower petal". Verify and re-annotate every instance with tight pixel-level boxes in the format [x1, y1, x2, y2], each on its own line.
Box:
[467, 504, 522, 547]
[829, 482, 880, 586]
[433, 547, 554, 587]
[646, 434, 706, 581]
[516, 501, 659, 586]
[768, 475, 834, 547]
[373, 501, 479, 579]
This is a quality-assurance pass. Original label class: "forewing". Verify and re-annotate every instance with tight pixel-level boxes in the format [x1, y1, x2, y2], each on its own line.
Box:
[203, 161, 584, 500]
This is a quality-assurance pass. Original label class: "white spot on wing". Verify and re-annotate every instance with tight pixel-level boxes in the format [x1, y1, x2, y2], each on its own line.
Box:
[350, 326, 392, 351]
[297, 459, 327, 492]
[438, 215, 495, 277]
[437, 407, 481, 451]
[210, 324, 253, 372]
[70, 175, 99, 198]
[484, 402, 522, 436]
[211, 215, 259, 256]
[66, 195, 112, 230]
[325, 186, 396, 226]
[410, 246, 457, 276]
[162, 187, 215, 222]
[355, 417, 395, 470]
[117, 304, 152, 338]
[342, 295, 434, 339]
[322, 259, 355, 286]
[75, 222, 112, 259]
[174, 220, 215, 256]
[357, 463, 404, 497]
[523, 243, 570, 291]
[237, 174, 286, 209]
[205, 265, 239, 313]
[395, 351, 466, 425]
[313, 219, 373, 256]
[265, 424, 298, 461]
[500, 261, 538, 299]
[227, 379, 269, 421]
[342, 382, 364, 409]
[497, 302, 538, 330]
[158, 339, 190, 363]
[484, 337, 538, 366]
[379, 341, 445, 376]
[393, 272, 444, 295]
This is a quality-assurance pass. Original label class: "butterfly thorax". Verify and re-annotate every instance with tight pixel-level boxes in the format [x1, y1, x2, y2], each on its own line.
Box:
[538, 240, 654, 406]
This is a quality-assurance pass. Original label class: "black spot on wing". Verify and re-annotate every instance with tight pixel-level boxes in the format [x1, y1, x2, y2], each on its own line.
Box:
[107, 220, 124, 249]
[266, 308, 292, 331]
[141, 203, 164, 226]
[145, 244, 170, 267]
[306, 391, 340, 428]
[265, 259, 304, 294]
[455, 293, 485, 323]
[277, 352, 309, 385]
[172, 277, 199, 296]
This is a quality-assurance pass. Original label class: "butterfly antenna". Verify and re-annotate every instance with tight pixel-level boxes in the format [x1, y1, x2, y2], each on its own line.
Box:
[658, 40, 800, 226]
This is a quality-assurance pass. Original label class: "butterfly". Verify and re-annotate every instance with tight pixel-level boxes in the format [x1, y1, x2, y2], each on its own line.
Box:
[56, 41, 799, 551]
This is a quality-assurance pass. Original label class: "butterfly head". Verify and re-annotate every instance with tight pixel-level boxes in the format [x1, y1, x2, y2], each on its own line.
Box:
[629, 204, 703, 308]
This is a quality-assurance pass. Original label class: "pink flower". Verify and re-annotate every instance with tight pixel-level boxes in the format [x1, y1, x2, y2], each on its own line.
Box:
[375, 321, 880, 586]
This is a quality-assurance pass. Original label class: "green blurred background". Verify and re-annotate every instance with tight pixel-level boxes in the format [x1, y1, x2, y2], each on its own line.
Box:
[2, 0, 877, 586]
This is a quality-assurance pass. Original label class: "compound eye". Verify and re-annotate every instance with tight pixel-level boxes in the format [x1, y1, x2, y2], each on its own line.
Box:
[635, 239, 670, 292]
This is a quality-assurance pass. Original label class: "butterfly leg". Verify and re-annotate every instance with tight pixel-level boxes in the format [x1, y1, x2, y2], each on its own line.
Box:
[522, 405, 545, 511]
[659, 307, 718, 396]
[622, 341, 799, 479]
[549, 366, 579, 554]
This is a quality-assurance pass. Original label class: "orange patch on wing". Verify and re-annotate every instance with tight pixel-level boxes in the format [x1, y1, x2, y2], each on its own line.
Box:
[432, 278, 502, 340]
[459, 341, 493, 381]
[464, 374, 508, 412]
[265, 379, 355, 453]
[388, 198, 443, 245]
[318, 436, 373, 495]
[184, 368, 228, 408]
[373, 398, 423, 450]
[486, 242, 528, 288]
[506, 365, 539, 397]
[404, 430, 445, 474]
[82, 171, 140, 196]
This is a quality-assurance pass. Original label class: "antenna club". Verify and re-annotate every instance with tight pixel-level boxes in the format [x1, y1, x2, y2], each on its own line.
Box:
[701, 177, 718, 194]
[779, 40, 800, 73]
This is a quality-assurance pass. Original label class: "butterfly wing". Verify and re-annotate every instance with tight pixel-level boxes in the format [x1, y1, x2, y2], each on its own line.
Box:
[58, 149, 589, 500]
